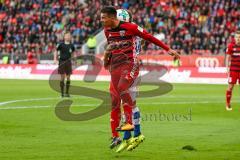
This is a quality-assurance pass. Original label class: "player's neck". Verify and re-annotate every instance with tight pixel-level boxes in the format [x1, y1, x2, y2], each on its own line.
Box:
[64, 41, 70, 44]
[111, 20, 120, 29]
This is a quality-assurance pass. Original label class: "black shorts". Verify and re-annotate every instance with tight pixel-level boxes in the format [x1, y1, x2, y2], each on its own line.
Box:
[58, 60, 72, 75]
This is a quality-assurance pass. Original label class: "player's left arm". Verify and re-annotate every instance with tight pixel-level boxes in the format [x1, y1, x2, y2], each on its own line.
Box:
[226, 54, 231, 75]
[226, 44, 232, 75]
[129, 23, 180, 58]
[72, 44, 77, 57]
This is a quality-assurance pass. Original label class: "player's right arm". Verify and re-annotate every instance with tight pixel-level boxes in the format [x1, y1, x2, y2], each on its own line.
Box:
[54, 43, 61, 64]
[103, 29, 116, 69]
[103, 50, 111, 69]
[103, 42, 120, 69]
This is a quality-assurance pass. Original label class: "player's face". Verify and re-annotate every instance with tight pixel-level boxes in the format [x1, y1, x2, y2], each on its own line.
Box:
[101, 13, 114, 27]
[235, 34, 240, 45]
[64, 33, 71, 42]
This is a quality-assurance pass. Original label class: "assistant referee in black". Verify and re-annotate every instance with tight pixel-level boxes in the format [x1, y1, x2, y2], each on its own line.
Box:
[54, 32, 75, 97]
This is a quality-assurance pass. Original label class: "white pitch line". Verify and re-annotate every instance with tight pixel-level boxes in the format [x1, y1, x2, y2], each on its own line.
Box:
[0, 101, 239, 110]
[0, 96, 92, 106]
[0, 105, 50, 110]
[0, 96, 239, 110]
[0, 95, 225, 106]
[0, 98, 58, 106]
[141, 95, 224, 99]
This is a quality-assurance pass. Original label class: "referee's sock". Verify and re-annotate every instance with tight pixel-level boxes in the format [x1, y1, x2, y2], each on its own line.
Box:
[66, 80, 70, 94]
[60, 81, 64, 96]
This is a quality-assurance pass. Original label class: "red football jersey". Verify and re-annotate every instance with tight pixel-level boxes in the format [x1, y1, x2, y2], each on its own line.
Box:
[104, 21, 170, 68]
[226, 41, 240, 72]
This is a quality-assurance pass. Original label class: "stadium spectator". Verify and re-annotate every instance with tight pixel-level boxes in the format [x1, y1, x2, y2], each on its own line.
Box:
[27, 49, 37, 64]
[0, 0, 239, 62]
[86, 35, 97, 63]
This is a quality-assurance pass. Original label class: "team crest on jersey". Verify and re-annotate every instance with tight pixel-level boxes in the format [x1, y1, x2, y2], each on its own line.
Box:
[119, 30, 125, 37]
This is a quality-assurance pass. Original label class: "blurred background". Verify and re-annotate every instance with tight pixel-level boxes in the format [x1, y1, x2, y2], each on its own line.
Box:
[0, 0, 239, 83]
[0, 0, 239, 61]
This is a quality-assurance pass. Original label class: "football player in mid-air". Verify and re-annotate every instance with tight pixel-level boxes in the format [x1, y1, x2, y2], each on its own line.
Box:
[100, 6, 180, 152]
[226, 30, 240, 111]
[108, 9, 143, 150]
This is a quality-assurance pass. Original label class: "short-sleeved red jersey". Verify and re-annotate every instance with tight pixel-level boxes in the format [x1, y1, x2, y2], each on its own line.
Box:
[104, 21, 170, 68]
[226, 41, 240, 72]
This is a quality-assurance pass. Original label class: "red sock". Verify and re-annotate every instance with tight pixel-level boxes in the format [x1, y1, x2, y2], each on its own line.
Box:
[226, 90, 232, 106]
[120, 91, 133, 125]
[110, 107, 121, 138]
[117, 77, 134, 124]
[123, 103, 132, 125]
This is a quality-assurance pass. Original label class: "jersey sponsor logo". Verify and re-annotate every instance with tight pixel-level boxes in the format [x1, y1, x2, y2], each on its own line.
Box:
[195, 57, 219, 67]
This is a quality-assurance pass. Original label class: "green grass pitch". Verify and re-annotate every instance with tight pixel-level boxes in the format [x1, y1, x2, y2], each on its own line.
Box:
[0, 79, 239, 160]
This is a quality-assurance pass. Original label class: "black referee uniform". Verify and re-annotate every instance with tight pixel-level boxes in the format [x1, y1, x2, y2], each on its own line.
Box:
[56, 42, 75, 97]
[57, 42, 75, 75]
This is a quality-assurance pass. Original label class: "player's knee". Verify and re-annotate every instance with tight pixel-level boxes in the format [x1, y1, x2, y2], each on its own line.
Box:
[61, 75, 65, 81]
[228, 85, 234, 91]
[117, 85, 126, 94]
[117, 80, 129, 92]
[111, 105, 121, 116]
[111, 95, 120, 108]
[66, 75, 71, 80]
[111, 99, 120, 109]
[120, 90, 134, 106]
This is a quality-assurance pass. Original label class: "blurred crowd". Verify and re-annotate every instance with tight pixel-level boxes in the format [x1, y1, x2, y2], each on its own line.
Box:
[0, 0, 101, 59]
[0, 0, 239, 61]
[118, 0, 240, 55]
